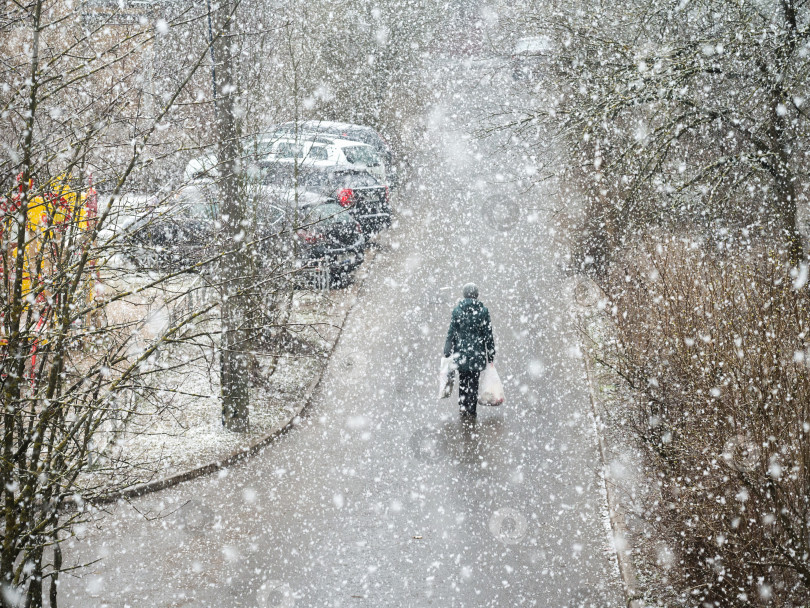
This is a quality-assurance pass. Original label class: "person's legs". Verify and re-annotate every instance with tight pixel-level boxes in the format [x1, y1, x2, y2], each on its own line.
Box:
[458, 369, 480, 416]
[458, 370, 472, 414]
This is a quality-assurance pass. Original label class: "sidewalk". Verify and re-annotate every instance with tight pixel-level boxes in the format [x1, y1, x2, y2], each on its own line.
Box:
[577, 276, 651, 608]
[81, 272, 367, 501]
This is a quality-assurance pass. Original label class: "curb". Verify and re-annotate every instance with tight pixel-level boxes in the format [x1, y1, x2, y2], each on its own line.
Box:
[582, 343, 644, 608]
[100, 248, 379, 504]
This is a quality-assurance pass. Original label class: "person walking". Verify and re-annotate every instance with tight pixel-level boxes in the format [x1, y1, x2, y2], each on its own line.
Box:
[443, 283, 496, 416]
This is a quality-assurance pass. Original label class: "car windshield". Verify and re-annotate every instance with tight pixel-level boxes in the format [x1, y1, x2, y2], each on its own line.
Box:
[342, 146, 380, 167]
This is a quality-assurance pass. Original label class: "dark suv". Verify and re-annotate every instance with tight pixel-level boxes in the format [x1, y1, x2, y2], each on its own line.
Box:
[287, 202, 365, 284]
[123, 182, 365, 287]
[261, 165, 391, 236]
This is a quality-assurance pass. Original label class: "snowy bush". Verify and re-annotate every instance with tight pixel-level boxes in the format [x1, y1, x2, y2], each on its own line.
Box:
[595, 236, 810, 606]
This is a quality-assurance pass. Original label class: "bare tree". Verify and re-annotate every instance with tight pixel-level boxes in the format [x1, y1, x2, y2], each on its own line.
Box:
[0, 2, 226, 604]
[496, 0, 810, 269]
[209, 0, 251, 431]
[587, 238, 810, 606]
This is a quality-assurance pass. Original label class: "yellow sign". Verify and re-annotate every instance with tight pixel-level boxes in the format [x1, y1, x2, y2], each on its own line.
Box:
[1, 175, 98, 346]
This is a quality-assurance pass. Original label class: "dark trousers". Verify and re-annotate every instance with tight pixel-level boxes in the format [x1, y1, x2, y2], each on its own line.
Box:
[458, 369, 480, 415]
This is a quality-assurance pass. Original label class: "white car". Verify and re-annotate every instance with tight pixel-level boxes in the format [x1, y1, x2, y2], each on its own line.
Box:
[274, 121, 395, 181]
[183, 135, 386, 183]
[263, 135, 386, 182]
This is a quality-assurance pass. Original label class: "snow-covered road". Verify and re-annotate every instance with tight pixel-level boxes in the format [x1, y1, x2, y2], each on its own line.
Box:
[62, 59, 624, 608]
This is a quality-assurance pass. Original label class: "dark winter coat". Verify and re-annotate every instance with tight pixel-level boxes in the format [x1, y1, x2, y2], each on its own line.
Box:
[443, 298, 496, 372]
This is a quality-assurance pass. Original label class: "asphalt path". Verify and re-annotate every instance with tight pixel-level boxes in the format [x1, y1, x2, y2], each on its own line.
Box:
[62, 61, 624, 608]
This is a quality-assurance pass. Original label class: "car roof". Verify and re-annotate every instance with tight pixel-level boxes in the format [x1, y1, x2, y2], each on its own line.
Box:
[277, 121, 388, 148]
[266, 131, 375, 150]
[259, 160, 356, 173]
[308, 136, 374, 150]
[263, 136, 331, 147]
[295, 120, 374, 132]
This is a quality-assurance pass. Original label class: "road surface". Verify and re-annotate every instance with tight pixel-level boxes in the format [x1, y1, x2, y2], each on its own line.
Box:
[62, 59, 624, 608]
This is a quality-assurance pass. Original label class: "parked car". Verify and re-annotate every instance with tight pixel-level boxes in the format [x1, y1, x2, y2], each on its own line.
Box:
[263, 135, 386, 182]
[306, 169, 391, 234]
[511, 35, 553, 80]
[182, 134, 279, 181]
[261, 164, 391, 235]
[122, 182, 282, 269]
[124, 182, 365, 287]
[184, 133, 386, 184]
[288, 202, 365, 285]
[274, 121, 397, 187]
[123, 182, 216, 268]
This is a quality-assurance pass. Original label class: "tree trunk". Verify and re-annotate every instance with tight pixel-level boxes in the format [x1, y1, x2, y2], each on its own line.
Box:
[48, 534, 60, 608]
[2, 1, 42, 601]
[213, 0, 250, 432]
[24, 547, 42, 608]
[768, 96, 803, 267]
[770, 1, 804, 267]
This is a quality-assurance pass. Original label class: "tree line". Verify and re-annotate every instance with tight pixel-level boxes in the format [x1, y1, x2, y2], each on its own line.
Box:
[496, 0, 810, 604]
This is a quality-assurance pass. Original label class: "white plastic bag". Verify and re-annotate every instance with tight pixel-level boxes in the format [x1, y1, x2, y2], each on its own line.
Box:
[438, 356, 456, 399]
[478, 363, 505, 406]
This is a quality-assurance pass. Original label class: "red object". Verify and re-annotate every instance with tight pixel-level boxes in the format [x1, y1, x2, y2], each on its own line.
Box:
[337, 188, 355, 208]
[297, 230, 323, 244]
[86, 174, 98, 218]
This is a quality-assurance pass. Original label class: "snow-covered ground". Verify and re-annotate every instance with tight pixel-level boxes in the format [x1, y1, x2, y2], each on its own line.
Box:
[81, 282, 351, 490]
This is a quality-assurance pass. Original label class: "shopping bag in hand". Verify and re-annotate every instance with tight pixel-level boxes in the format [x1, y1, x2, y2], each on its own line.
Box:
[438, 356, 456, 399]
[478, 362, 505, 406]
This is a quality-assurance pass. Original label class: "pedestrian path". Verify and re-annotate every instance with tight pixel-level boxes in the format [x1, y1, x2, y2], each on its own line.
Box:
[62, 64, 624, 608]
